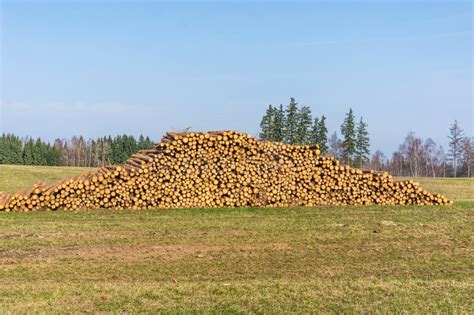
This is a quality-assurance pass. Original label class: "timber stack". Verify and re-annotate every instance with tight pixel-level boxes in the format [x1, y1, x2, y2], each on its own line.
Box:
[0, 131, 452, 211]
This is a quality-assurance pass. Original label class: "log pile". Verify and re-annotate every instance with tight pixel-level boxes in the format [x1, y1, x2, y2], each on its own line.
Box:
[0, 131, 452, 212]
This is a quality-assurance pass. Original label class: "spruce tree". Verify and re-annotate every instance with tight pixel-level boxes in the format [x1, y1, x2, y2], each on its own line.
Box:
[340, 108, 356, 165]
[283, 98, 299, 144]
[23, 138, 35, 165]
[106, 136, 113, 164]
[138, 134, 146, 150]
[355, 117, 370, 167]
[318, 115, 328, 154]
[119, 135, 126, 163]
[137, 134, 154, 150]
[128, 135, 138, 157]
[448, 120, 464, 177]
[259, 105, 274, 141]
[310, 117, 320, 146]
[144, 136, 154, 149]
[0, 135, 6, 164]
[110, 135, 121, 164]
[45, 142, 60, 166]
[296, 105, 312, 144]
[32, 139, 43, 165]
[271, 104, 285, 142]
[0, 134, 23, 164]
[0, 134, 10, 164]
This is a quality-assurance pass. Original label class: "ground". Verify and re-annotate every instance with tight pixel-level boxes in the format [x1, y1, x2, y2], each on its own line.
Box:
[0, 165, 473, 312]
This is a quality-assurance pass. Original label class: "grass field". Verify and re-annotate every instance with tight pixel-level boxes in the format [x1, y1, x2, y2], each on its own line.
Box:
[0, 164, 96, 194]
[0, 165, 473, 312]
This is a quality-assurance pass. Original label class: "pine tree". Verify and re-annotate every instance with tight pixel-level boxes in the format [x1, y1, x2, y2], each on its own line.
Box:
[296, 105, 312, 144]
[138, 134, 146, 150]
[448, 120, 464, 177]
[340, 108, 356, 165]
[318, 115, 328, 154]
[310, 117, 320, 146]
[32, 138, 44, 165]
[0, 134, 23, 164]
[271, 104, 285, 142]
[44, 142, 60, 166]
[259, 105, 274, 141]
[34, 139, 47, 165]
[127, 135, 138, 158]
[283, 98, 299, 144]
[119, 135, 128, 163]
[23, 138, 35, 165]
[110, 135, 120, 164]
[106, 136, 113, 164]
[144, 136, 154, 149]
[0, 135, 6, 164]
[354, 117, 370, 167]
[0, 134, 10, 164]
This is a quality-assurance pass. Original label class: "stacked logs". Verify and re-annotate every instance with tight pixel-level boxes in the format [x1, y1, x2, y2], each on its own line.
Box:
[0, 130, 452, 212]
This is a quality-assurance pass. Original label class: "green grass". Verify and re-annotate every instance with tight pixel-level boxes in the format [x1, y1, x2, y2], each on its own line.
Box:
[0, 165, 473, 312]
[0, 164, 96, 194]
[398, 176, 474, 202]
[1, 204, 472, 313]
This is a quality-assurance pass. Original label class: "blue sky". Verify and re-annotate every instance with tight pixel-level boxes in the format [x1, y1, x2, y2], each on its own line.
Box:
[1, 1, 472, 154]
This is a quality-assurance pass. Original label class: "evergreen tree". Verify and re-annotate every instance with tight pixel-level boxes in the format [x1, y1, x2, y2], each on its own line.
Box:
[106, 136, 113, 164]
[310, 117, 320, 146]
[340, 108, 356, 165]
[296, 105, 312, 144]
[125, 135, 137, 158]
[354, 117, 370, 167]
[138, 134, 146, 150]
[137, 134, 154, 150]
[144, 136, 154, 149]
[44, 142, 60, 166]
[109, 135, 139, 164]
[283, 98, 299, 144]
[259, 105, 274, 141]
[117, 135, 128, 163]
[33, 138, 47, 165]
[448, 120, 464, 177]
[271, 104, 285, 142]
[0, 134, 23, 164]
[0, 135, 7, 164]
[23, 138, 35, 165]
[318, 115, 328, 154]
[109, 135, 119, 164]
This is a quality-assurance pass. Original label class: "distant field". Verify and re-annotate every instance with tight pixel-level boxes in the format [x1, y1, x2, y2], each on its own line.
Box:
[0, 164, 96, 194]
[0, 165, 473, 312]
[397, 176, 474, 202]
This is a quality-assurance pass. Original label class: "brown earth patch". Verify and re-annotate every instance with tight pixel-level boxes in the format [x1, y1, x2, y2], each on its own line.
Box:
[0, 230, 255, 239]
[0, 241, 291, 264]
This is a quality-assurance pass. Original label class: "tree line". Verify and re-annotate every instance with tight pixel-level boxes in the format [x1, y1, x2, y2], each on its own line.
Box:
[1, 100, 471, 178]
[0, 134, 154, 167]
[369, 121, 473, 178]
[259, 98, 473, 177]
[259, 98, 370, 167]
